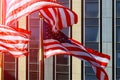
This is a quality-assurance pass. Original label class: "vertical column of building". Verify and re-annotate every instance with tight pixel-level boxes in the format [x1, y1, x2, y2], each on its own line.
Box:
[18, 17, 27, 80]
[44, 57, 53, 80]
[72, 0, 82, 80]
[102, 0, 113, 79]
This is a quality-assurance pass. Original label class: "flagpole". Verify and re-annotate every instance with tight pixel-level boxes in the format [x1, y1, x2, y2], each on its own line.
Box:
[39, 13, 44, 80]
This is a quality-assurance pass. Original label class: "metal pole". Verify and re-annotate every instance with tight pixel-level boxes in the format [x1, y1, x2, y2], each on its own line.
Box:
[39, 13, 44, 80]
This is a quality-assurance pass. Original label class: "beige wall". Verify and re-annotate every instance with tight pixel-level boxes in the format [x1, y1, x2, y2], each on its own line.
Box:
[18, 17, 27, 80]
[72, 0, 82, 80]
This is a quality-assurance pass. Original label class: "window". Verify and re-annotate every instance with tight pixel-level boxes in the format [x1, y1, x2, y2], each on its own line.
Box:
[116, 1, 120, 80]
[28, 11, 40, 80]
[85, 2, 98, 17]
[57, 0, 69, 8]
[3, 53, 17, 80]
[55, 55, 70, 80]
[85, 26, 99, 42]
[83, 0, 100, 80]
[117, 2, 120, 17]
[54, 0, 71, 80]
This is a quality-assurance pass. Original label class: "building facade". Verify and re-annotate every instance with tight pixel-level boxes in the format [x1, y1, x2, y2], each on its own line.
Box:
[0, 0, 119, 80]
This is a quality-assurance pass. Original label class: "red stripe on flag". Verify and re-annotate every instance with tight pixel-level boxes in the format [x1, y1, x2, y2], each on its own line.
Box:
[0, 24, 30, 57]
[43, 25, 110, 80]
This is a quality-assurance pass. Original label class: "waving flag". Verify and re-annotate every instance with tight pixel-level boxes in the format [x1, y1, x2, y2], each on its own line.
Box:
[39, 7, 78, 32]
[1, 0, 6, 24]
[43, 25, 110, 80]
[5, 0, 78, 31]
[5, 0, 63, 25]
[0, 24, 30, 57]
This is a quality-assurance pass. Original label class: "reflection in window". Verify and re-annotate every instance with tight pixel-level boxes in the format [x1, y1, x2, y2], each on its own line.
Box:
[31, 27, 39, 39]
[85, 75, 97, 80]
[55, 0, 71, 80]
[56, 73, 69, 80]
[85, 42, 98, 50]
[29, 72, 39, 80]
[55, 55, 70, 80]
[85, 18, 98, 25]
[28, 11, 40, 80]
[116, 1, 120, 79]
[84, 0, 99, 80]
[56, 65, 69, 72]
[116, 27, 120, 42]
[116, 18, 120, 25]
[85, 60, 97, 80]
[116, 52, 120, 67]
[116, 68, 120, 80]
[85, 2, 98, 17]
[85, 0, 98, 2]
[57, 0, 69, 8]
[116, 2, 120, 17]
[29, 49, 39, 63]
[56, 55, 69, 64]
[117, 43, 120, 50]
[85, 26, 99, 42]
[4, 53, 16, 80]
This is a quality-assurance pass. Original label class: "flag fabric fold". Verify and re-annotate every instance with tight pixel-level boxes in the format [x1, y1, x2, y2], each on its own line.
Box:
[39, 7, 78, 32]
[5, 0, 64, 26]
[0, 24, 30, 57]
[43, 25, 110, 80]
[5, 0, 78, 32]
[3, 0, 110, 79]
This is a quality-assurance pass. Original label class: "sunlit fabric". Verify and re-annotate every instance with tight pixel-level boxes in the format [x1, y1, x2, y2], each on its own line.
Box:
[43, 25, 110, 80]
[0, 24, 30, 57]
[4, 0, 78, 32]
[39, 7, 78, 32]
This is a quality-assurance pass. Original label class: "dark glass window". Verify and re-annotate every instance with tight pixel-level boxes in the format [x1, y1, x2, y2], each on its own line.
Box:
[85, 26, 99, 42]
[116, 18, 120, 25]
[84, 0, 99, 80]
[55, 55, 70, 80]
[55, 0, 71, 80]
[57, 0, 69, 8]
[4, 53, 16, 80]
[86, 0, 98, 2]
[56, 55, 69, 64]
[116, 27, 120, 42]
[85, 18, 99, 25]
[116, 1, 120, 79]
[85, 2, 98, 17]
[116, 68, 120, 80]
[56, 73, 69, 80]
[85, 75, 98, 80]
[117, 2, 120, 17]
[116, 52, 120, 67]
[28, 12, 40, 80]
[85, 42, 99, 50]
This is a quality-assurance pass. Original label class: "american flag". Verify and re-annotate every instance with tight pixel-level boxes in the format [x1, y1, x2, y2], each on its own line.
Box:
[0, 24, 30, 57]
[5, 0, 63, 25]
[4, 0, 78, 31]
[39, 7, 78, 32]
[43, 25, 110, 80]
